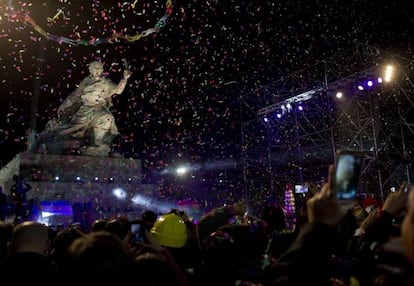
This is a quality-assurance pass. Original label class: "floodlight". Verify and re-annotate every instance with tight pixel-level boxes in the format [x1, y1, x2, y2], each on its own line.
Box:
[383, 65, 394, 82]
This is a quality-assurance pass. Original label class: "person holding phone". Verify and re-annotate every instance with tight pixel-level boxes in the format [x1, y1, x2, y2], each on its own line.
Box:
[262, 165, 347, 285]
[334, 150, 364, 203]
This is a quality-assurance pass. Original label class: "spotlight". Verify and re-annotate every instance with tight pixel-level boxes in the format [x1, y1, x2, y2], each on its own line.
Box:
[112, 188, 127, 199]
[176, 166, 188, 176]
[335, 92, 343, 99]
[377, 77, 383, 83]
[286, 103, 292, 112]
[76, 176, 81, 181]
[276, 113, 282, 119]
[357, 85, 364, 91]
[383, 65, 394, 82]
[297, 105, 303, 111]
[55, 176, 59, 181]
[263, 117, 269, 123]
[367, 80, 373, 87]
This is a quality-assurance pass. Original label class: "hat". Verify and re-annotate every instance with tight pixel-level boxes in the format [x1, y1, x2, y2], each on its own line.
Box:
[150, 213, 187, 248]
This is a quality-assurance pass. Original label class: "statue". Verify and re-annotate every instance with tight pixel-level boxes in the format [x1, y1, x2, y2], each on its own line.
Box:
[35, 60, 132, 157]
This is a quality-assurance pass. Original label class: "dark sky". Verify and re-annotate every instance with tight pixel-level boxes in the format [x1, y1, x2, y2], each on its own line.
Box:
[0, 0, 413, 183]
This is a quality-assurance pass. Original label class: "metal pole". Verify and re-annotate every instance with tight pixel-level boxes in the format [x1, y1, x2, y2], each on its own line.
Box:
[399, 113, 411, 184]
[267, 128, 274, 193]
[369, 90, 384, 199]
[294, 110, 303, 184]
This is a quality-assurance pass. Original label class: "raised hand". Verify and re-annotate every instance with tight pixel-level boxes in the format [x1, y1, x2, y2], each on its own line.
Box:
[123, 70, 132, 79]
[307, 165, 347, 227]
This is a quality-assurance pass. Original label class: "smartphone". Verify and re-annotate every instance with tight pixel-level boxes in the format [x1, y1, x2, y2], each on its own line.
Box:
[404, 184, 413, 194]
[294, 184, 309, 193]
[334, 150, 364, 202]
[131, 223, 141, 234]
[130, 223, 144, 244]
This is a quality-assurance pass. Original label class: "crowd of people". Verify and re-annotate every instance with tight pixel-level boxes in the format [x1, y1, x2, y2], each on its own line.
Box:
[1, 163, 414, 286]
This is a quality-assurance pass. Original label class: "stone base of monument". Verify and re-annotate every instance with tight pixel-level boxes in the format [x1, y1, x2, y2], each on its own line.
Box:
[0, 151, 165, 227]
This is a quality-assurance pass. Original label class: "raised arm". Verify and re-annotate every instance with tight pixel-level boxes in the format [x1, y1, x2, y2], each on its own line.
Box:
[113, 70, 132, 95]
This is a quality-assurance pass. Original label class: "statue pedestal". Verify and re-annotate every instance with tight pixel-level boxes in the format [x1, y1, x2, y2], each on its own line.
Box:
[1, 152, 159, 226]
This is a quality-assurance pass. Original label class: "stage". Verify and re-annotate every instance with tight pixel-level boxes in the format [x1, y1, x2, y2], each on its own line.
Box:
[0, 151, 169, 226]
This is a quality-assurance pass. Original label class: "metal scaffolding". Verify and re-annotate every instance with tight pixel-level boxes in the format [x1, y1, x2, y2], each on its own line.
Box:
[240, 44, 414, 207]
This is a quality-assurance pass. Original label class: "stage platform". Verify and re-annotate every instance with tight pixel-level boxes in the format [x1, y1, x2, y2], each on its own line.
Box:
[0, 151, 163, 226]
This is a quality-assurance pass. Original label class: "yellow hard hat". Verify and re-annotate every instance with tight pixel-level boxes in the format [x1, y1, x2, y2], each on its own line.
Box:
[150, 213, 187, 248]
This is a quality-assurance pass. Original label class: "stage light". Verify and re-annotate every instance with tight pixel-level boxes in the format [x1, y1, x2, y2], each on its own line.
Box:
[131, 194, 145, 204]
[377, 77, 383, 83]
[281, 105, 287, 114]
[113, 187, 127, 199]
[41, 211, 54, 218]
[367, 80, 373, 87]
[94, 177, 99, 181]
[297, 105, 303, 111]
[336, 92, 343, 99]
[383, 65, 394, 82]
[55, 176, 59, 181]
[263, 117, 269, 123]
[276, 113, 282, 118]
[76, 176, 81, 181]
[176, 166, 188, 176]
[286, 103, 292, 112]
[357, 85, 364, 91]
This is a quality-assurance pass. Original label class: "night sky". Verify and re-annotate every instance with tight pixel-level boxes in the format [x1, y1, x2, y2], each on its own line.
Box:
[0, 0, 413, 204]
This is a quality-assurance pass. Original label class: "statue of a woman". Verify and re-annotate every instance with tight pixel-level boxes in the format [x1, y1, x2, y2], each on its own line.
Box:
[36, 60, 132, 157]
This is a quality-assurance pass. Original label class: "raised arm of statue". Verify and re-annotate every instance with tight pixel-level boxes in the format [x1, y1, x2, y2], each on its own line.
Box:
[112, 70, 133, 96]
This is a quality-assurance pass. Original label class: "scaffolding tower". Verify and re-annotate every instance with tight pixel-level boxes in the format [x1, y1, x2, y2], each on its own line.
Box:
[240, 44, 414, 208]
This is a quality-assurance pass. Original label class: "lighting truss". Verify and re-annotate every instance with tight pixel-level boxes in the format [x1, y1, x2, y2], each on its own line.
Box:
[257, 88, 321, 116]
[240, 43, 414, 208]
